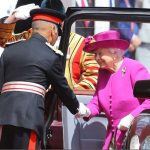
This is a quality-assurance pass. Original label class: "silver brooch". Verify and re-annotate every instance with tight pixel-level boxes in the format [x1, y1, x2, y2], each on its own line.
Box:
[122, 66, 126, 77]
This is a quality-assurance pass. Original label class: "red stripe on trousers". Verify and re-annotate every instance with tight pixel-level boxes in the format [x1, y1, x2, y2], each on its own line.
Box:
[28, 130, 37, 150]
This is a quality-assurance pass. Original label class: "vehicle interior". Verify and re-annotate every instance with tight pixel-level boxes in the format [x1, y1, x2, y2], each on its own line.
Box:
[43, 7, 150, 150]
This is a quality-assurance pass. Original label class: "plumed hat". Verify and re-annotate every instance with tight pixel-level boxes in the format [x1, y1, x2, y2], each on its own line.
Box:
[41, 0, 65, 14]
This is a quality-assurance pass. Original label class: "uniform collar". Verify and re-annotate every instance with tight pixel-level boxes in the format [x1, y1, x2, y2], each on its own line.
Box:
[31, 33, 48, 43]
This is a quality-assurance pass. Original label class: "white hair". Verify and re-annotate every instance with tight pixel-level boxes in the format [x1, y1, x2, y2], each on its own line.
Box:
[109, 48, 124, 58]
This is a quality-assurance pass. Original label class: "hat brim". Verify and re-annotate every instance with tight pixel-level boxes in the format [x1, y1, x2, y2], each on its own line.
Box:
[30, 8, 66, 22]
[83, 39, 129, 53]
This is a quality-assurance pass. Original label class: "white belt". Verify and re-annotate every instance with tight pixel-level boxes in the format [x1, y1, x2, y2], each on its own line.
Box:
[1, 81, 46, 98]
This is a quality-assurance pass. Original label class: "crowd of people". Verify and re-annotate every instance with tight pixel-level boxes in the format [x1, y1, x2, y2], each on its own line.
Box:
[0, 0, 149, 149]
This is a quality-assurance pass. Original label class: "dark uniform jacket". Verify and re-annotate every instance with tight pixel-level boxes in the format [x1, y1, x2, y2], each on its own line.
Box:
[0, 33, 79, 138]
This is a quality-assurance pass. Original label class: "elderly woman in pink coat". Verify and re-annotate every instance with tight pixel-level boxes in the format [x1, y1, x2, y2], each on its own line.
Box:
[76, 30, 150, 150]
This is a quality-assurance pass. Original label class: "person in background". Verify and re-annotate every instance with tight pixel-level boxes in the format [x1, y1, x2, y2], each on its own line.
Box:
[0, 0, 44, 44]
[75, 30, 150, 150]
[0, 8, 88, 149]
[41, 0, 65, 14]
[0, 0, 66, 49]
[65, 32, 99, 90]
[0, 3, 39, 49]
[114, 0, 141, 59]
[135, 0, 150, 73]
[75, 0, 94, 37]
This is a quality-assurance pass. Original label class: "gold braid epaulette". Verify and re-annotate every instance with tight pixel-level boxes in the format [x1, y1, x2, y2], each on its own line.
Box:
[0, 22, 16, 47]
[7, 28, 32, 45]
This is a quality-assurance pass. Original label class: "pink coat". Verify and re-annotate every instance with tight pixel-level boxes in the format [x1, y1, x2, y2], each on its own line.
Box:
[87, 58, 150, 150]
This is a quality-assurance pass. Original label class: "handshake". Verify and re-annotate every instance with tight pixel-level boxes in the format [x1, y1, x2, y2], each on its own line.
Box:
[75, 103, 91, 118]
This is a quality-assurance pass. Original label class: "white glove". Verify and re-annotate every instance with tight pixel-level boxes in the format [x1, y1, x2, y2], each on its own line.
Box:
[75, 103, 91, 118]
[118, 114, 134, 131]
[0, 47, 4, 57]
[13, 3, 40, 20]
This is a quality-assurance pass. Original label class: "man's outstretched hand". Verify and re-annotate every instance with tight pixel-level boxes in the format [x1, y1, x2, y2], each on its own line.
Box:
[75, 103, 91, 118]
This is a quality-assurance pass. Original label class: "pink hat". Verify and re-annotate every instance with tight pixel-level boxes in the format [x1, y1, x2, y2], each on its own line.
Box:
[83, 30, 129, 53]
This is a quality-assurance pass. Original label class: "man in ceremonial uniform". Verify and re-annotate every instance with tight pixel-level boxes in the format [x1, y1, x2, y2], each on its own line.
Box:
[0, 2, 99, 90]
[0, 8, 89, 149]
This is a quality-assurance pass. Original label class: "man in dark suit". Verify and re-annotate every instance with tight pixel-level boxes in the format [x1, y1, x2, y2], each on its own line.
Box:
[0, 8, 89, 149]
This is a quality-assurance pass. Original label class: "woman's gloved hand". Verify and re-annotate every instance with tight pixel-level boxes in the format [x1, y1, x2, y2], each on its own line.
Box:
[118, 114, 134, 131]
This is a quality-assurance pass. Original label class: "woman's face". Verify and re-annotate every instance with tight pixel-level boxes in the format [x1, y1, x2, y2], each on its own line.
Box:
[94, 48, 115, 70]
